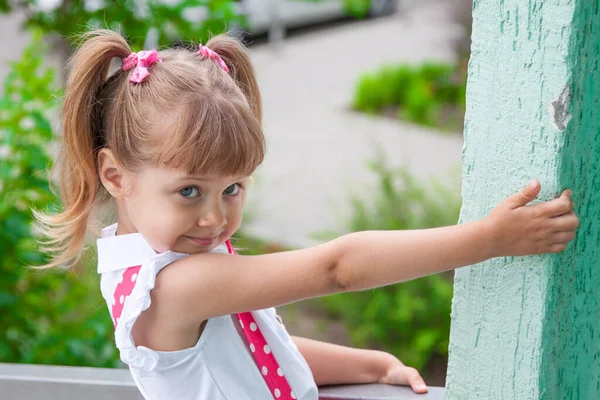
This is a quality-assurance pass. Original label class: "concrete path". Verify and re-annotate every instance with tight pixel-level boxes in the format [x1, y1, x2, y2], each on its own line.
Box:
[246, 2, 465, 247]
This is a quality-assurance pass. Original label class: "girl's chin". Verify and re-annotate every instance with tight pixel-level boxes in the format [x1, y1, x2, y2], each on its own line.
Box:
[171, 239, 223, 254]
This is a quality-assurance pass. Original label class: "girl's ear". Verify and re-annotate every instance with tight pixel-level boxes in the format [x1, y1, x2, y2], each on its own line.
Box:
[97, 149, 131, 199]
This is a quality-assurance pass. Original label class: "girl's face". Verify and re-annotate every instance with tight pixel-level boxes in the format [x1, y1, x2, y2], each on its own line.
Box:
[117, 166, 250, 254]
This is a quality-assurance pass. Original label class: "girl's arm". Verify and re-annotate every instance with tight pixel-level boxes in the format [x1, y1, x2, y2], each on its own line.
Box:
[292, 336, 428, 393]
[153, 183, 577, 328]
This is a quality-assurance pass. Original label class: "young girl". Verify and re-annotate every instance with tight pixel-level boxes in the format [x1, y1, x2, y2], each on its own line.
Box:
[38, 29, 578, 400]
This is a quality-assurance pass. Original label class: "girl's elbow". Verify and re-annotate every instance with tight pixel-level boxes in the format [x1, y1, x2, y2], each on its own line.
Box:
[321, 236, 353, 293]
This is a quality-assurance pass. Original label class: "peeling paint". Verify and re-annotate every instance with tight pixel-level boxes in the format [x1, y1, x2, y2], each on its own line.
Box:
[446, 1, 598, 399]
[548, 85, 573, 131]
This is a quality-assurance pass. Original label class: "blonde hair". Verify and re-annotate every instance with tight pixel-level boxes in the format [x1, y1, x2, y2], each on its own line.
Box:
[36, 30, 265, 268]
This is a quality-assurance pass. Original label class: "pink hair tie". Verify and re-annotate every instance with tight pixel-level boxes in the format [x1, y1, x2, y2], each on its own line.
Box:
[198, 44, 229, 73]
[121, 50, 162, 83]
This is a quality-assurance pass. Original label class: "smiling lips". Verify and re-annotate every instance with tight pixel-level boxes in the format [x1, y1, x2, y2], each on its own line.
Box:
[185, 235, 218, 246]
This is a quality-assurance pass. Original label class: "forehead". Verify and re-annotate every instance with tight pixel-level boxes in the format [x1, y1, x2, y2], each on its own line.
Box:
[145, 101, 264, 178]
[137, 166, 249, 184]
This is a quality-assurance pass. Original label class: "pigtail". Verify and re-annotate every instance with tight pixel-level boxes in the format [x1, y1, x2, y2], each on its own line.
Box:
[206, 35, 262, 124]
[35, 30, 131, 268]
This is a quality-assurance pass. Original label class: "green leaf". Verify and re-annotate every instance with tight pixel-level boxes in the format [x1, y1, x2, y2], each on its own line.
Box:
[0, 291, 18, 307]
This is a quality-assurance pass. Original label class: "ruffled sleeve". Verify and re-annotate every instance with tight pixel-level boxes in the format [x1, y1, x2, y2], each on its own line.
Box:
[114, 251, 188, 371]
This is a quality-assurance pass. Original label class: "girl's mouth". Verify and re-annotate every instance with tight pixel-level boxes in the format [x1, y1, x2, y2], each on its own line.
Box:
[185, 236, 217, 246]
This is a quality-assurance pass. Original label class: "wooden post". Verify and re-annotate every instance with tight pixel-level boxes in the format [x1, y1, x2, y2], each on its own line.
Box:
[446, 1, 600, 399]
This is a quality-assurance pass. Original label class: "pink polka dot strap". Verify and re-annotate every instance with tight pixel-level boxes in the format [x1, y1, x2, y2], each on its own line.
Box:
[225, 240, 297, 400]
[111, 265, 141, 328]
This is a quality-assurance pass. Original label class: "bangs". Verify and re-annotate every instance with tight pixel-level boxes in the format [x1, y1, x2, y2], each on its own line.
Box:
[153, 96, 265, 177]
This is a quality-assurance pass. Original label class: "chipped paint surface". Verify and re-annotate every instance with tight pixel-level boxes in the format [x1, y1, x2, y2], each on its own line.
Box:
[446, 0, 600, 399]
[548, 85, 572, 131]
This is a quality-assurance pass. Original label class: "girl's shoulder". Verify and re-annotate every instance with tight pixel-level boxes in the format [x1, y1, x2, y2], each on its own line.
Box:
[96, 224, 233, 371]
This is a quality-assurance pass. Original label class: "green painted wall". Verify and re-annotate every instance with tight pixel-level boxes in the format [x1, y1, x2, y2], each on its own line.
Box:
[446, 1, 600, 399]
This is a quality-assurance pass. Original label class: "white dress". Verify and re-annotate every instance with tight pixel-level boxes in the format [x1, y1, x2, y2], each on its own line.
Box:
[97, 223, 318, 400]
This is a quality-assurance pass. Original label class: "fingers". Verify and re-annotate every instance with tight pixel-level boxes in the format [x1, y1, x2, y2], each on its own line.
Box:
[406, 367, 428, 394]
[550, 243, 568, 253]
[535, 190, 574, 217]
[504, 180, 541, 209]
[545, 212, 578, 253]
[552, 230, 576, 244]
[495, 185, 578, 257]
[551, 211, 580, 231]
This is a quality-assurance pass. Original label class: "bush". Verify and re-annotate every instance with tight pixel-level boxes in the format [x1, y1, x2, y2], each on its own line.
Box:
[353, 62, 467, 132]
[0, 32, 120, 367]
[0, 0, 242, 49]
[319, 156, 461, 371]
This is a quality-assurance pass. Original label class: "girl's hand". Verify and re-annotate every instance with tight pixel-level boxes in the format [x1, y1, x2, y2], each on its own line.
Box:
[485, 180, 579, 257]
[379, 358, 428, 394]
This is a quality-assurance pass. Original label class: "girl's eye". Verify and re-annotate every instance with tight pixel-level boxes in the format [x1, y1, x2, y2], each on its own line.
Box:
[179, 187, 200, 198]
[223, 184, 240, 196]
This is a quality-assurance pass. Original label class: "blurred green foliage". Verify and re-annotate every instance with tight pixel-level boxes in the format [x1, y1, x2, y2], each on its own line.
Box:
[340, 0, 371, 17]
[319, 156, 461, 370]
[0, 31, 120, 367]
[353, 62, 467, 132]
[0, 0, 242, 49]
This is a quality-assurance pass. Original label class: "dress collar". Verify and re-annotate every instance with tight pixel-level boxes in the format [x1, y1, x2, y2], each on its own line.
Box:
[97, 223, 229, 273]
[97, 223, 158, 273]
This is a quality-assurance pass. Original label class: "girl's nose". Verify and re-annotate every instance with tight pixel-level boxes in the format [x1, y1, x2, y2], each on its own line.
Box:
[197, 201, 227, 228]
